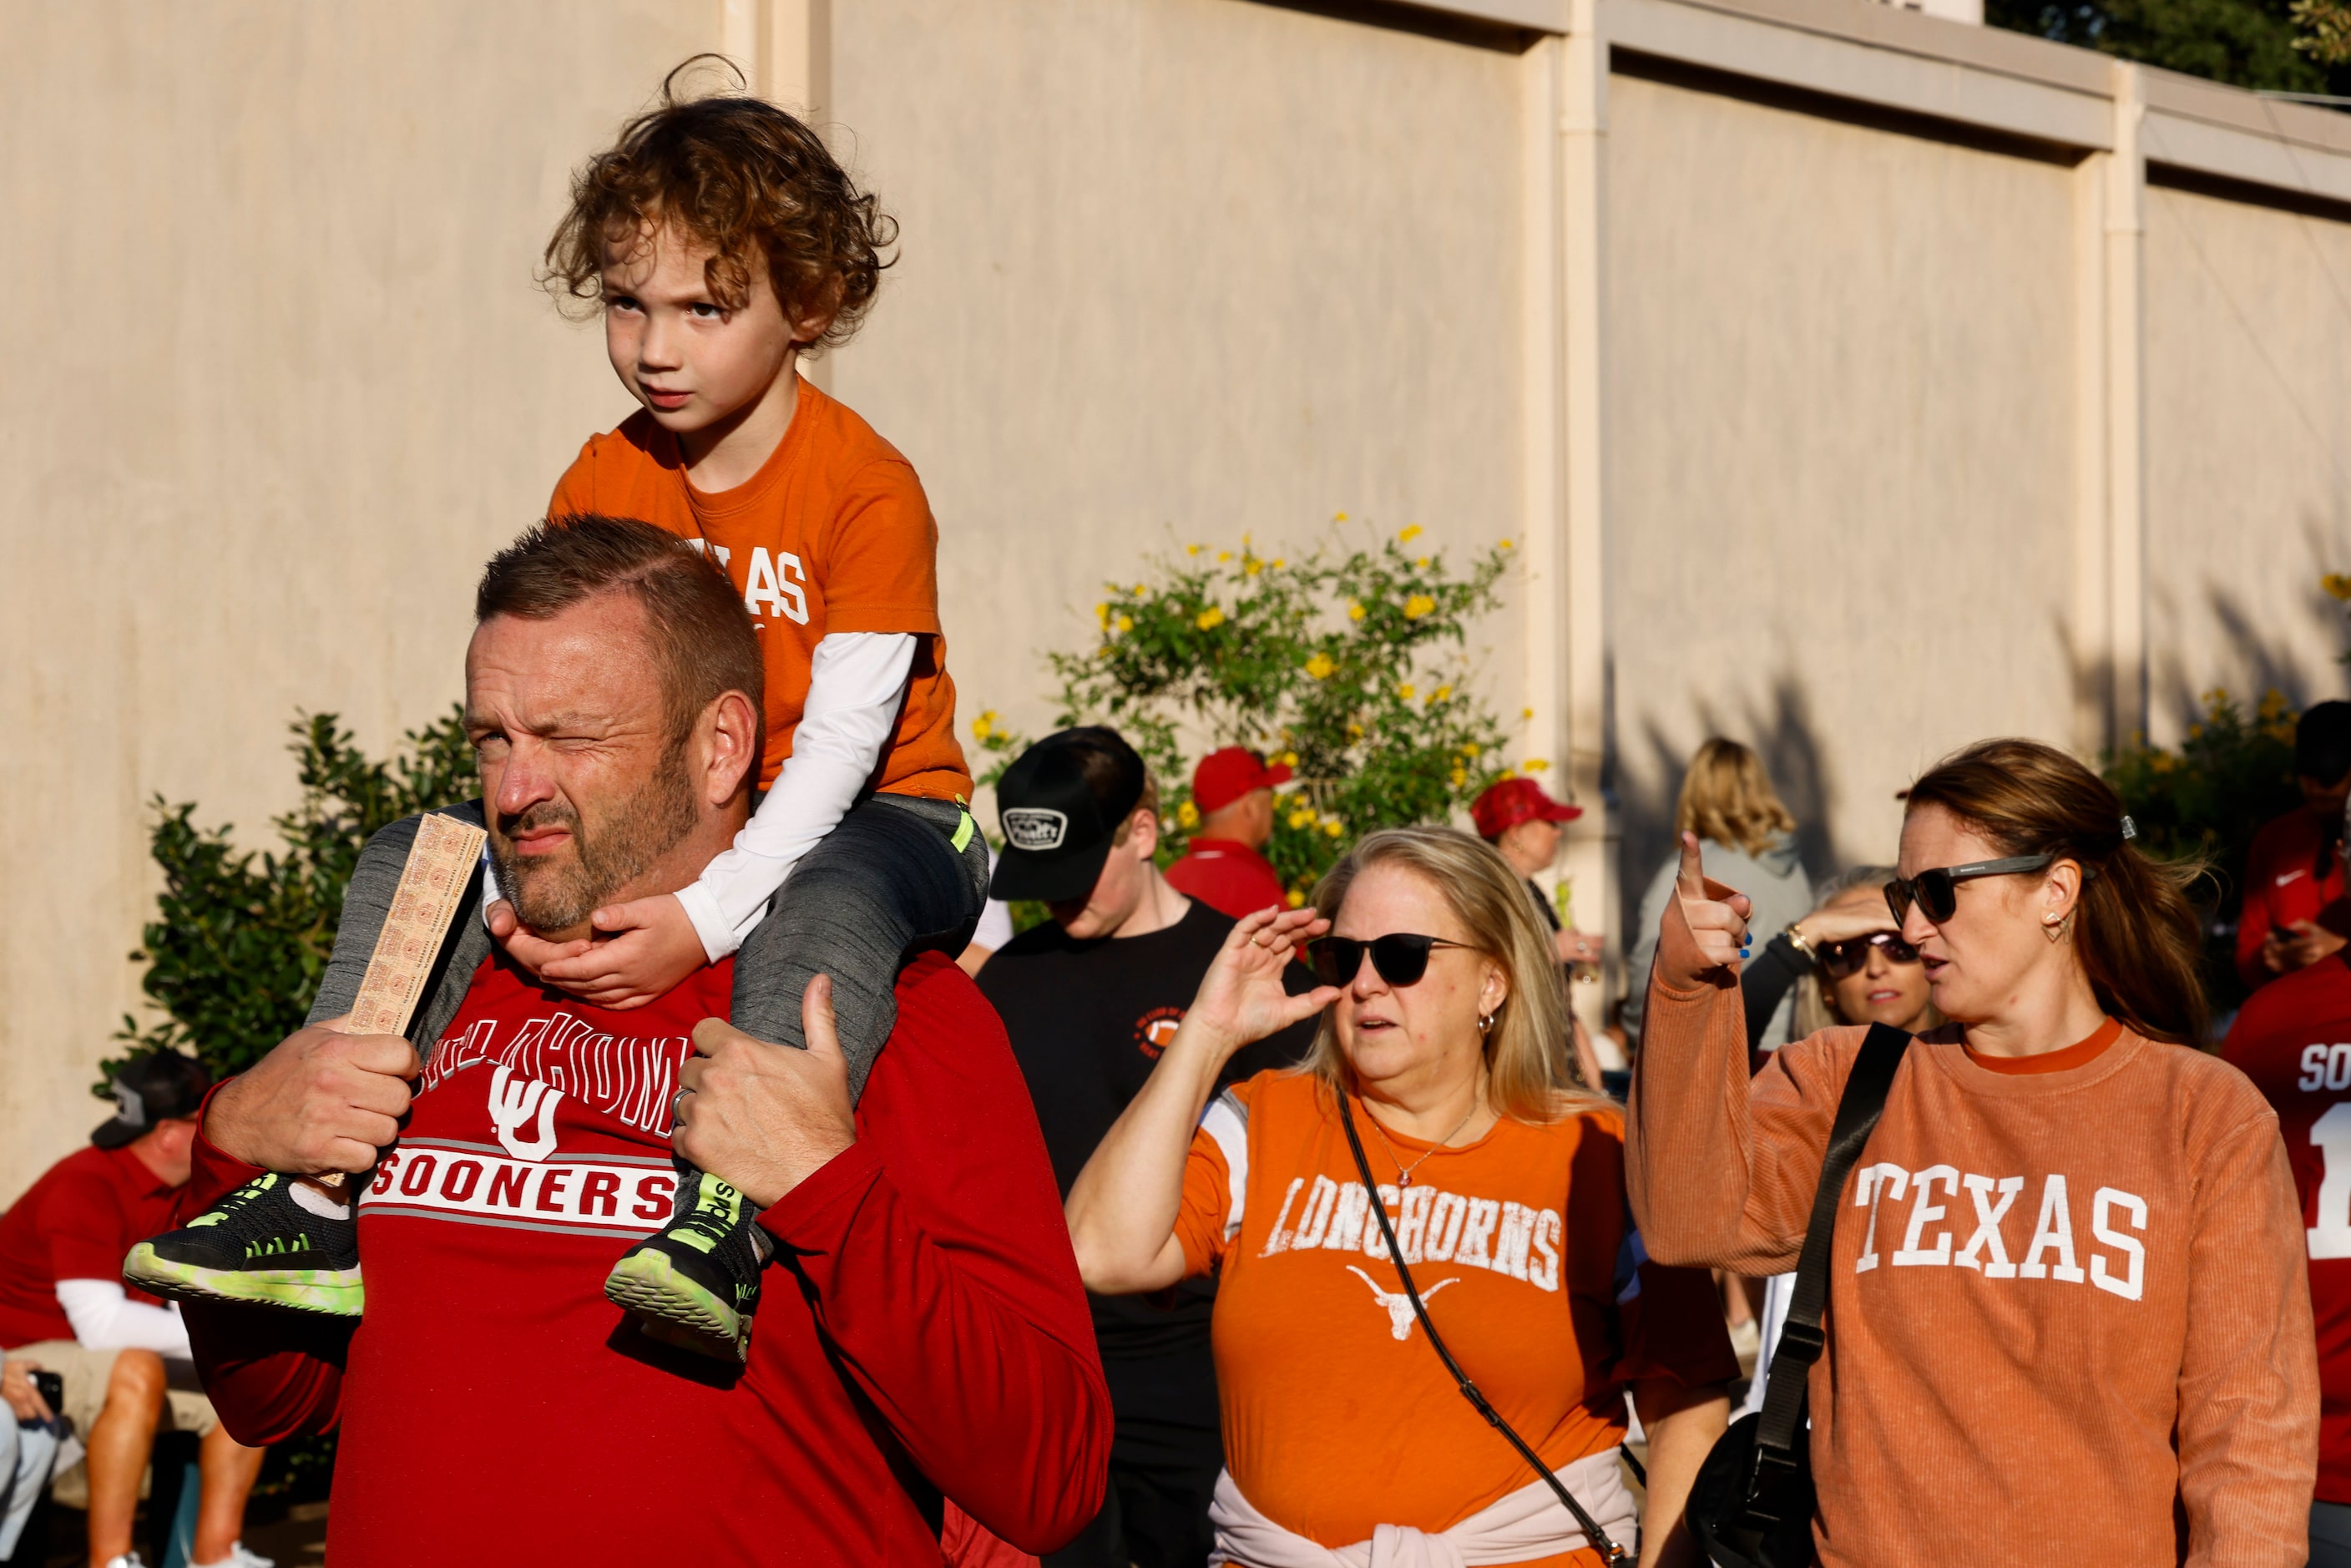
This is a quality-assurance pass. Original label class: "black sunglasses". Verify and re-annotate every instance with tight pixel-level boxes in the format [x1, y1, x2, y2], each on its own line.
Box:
[1883, 855, 2055, 925]
[1818, 931, 1921, 979]
[1307, 933, 1476, 989]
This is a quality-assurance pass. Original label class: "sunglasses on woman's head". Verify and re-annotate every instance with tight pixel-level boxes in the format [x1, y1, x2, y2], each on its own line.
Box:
[1883, 854, 2055, 925]
[1817, 931, 1921, 979]
[1307, 933, 1476, 989]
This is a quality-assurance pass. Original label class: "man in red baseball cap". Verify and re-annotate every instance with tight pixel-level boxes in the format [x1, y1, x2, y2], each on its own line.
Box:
[1164, 747, 1293, 918]
[1472, 776, 1603, 969]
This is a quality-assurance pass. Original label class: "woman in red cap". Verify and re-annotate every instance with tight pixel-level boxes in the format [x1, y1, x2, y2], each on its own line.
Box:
[1474, 777, 1608, 1089]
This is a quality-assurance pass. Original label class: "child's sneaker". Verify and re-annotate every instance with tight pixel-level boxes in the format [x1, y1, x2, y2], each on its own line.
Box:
[602, 1171, 764, 1362]
[123, 1172, 363, 1317]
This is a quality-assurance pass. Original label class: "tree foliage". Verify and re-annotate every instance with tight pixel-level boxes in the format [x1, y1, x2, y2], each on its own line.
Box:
[109, 709, 475, 1086]
[1991, 0, 2351, 92]
[972, 519, 1544, 902]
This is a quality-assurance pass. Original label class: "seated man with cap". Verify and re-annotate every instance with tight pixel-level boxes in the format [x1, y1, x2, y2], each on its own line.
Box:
[0, 1054, 270, 1568]
[978, 728, 1314, 1568]
[2239, 698, 2351, 991]
[1162, 747, 1292, 918]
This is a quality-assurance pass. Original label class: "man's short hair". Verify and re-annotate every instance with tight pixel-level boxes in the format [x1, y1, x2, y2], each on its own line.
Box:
[2298, 701, 2351, 786]
[476, 516, 763, 744]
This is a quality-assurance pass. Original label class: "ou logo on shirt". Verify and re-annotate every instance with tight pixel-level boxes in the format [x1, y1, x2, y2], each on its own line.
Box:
[488, 1065, 563, 1161]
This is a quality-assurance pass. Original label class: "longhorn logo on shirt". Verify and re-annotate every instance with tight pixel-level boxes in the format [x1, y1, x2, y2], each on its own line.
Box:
[1345, 1265, 1458, 1340]
[488, 1065, 563, 1161]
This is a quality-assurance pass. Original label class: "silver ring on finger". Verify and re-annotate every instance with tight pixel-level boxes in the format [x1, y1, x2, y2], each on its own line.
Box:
[671, 1087, 693, 1126]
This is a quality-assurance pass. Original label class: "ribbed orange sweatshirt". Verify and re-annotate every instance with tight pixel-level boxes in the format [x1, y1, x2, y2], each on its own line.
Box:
[1627, 902, 2318, 1566]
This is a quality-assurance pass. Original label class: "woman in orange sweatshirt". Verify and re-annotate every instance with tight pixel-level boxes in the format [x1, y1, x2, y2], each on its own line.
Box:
[1628, 737, 2318, 1565]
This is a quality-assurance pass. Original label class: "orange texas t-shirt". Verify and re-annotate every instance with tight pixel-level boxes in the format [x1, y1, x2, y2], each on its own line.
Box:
[547, 382, 973, 802]
[1174, 1070, 1737, 1564]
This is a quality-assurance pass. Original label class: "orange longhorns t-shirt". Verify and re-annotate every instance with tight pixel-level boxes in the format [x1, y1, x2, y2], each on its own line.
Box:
[547, 382, 973, 801]
[1173, 1070, 1737, 1564]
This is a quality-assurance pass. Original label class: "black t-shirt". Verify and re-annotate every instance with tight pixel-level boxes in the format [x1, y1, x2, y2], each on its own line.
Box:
[977, 899, 1316, 1361]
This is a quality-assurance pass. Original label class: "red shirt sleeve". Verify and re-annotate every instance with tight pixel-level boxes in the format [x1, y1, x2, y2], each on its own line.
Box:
[177, 1094, 348, 1444]
[2240, 820, 2287, 990]
[39, 1166, 137, 1285]
[756, 955, 1110, 1555]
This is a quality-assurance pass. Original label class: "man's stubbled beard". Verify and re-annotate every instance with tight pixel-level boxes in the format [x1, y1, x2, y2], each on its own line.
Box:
[490, 744, 701, 934]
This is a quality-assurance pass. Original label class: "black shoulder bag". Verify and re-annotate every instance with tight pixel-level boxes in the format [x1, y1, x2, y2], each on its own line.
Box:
[1337, 1094, 1633, 1568]
[1685, 1022, 1910, 1568]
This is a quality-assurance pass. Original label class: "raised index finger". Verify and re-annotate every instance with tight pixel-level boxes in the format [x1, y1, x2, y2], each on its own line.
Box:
[1675, 832, 1707, 902]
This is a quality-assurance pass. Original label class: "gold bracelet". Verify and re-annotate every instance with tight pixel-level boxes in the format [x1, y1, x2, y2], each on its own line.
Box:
[1781, 922, 1813, 959]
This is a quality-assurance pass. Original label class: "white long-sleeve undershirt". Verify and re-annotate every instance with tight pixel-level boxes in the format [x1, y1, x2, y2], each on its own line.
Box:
[677, 630, 917, 959]
[482, 631, 918, 963]
[55, 1279, 192, 1358]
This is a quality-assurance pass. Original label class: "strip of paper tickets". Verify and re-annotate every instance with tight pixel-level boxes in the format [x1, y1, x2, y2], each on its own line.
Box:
[346, 812, 488, 1039]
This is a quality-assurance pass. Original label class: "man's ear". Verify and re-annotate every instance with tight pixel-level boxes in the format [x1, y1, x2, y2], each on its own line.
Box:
[1130, 807, 1161, 860]
[700, 690, 762, 805]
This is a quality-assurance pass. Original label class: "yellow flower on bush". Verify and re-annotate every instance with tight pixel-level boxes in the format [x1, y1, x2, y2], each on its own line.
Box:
[1287, 888, 1307, 908]
[1272, 559, 1286, 569]
[1196, 607, 1226, 630]
[1347, 602, 1367, 621]
[1347, 721, 1364, 739]
[972, 711, 999, 741]
[1460, 741, 1481, 758]
[1525, 758, 1550, 772]
[1430, 685, 1453, 704]
[1217, 552, 1233, 564]
[1244, 559, 1262, 576]
[1499, 538, 1515, 551]
[2326, 573, 2351, 602]
[1323, 818, 1345, 838]
[1288, 807, 1317, 830]
[1399, 524, 1423, 544]
[1398, 684, 1417, 701]
[1304, 652, 1336, 680]
[1177, 801, 1201, 829]
[1522, 707, 1535, 721]
[1403, 594, 1436, 620]
[1134, 583, 1149, 597]
[1450, 766, 1467, 788]
[1095, 602, 1110, 629]
[1277, 750, 1299, 767]
[1115, 615, 1134, 633]
[1415, 556, 1430, 569]
[2260, 687, 2290, 721]
[1335, 511, 1350, 523]
[2151, 752, 2177, 774]
[1187, 544, 1202, 556]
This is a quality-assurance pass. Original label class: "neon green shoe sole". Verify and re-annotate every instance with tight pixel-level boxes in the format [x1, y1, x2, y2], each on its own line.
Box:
[604, 1247, 748, 1363]
[123, 1242, 365, 1317]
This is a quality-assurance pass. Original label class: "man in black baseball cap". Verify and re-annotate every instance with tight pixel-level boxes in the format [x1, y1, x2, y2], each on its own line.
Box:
[0, 1051, 276, 1568]
[978, 728, 1314, 1568]
[2240, 700, 2351, 991]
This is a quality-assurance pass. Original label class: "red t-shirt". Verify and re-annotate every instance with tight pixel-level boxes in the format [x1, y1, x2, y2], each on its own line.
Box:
[0, 1144, 181, 1348]
[2223, 956, 2351, 1502]
[183, 951, 1110, 1565]
[2236, 808, 2348, 992]
[1163, 839, 1287, 920]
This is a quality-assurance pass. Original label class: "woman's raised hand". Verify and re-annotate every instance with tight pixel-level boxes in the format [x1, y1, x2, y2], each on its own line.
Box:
[1659, 832, 1754, 987]
[1181, 906, 1343, 1060]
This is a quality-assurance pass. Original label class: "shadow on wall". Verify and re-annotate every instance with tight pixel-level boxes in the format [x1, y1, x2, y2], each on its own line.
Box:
[2150, 526, 2349, 736]
[1617, 670, 1839, 938]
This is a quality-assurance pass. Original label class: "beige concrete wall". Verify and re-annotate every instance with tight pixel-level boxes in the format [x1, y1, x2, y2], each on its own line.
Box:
[1605, 72, 2081, 897]
[0, 1, 718, 1202]
[825, 0, 1533, 772]
[2143, 180, 2351, 740]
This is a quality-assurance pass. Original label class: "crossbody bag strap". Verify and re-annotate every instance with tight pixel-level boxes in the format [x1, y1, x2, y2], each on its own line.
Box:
[1748, 1022, 1910, 1495]
[1337, 1093, 1631, 1568]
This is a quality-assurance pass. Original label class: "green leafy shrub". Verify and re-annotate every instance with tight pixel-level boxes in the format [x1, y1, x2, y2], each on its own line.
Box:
[972, 518, 1540, 904]
[108, 708, 475, 1086]
[2103, 686, 2301, 1013]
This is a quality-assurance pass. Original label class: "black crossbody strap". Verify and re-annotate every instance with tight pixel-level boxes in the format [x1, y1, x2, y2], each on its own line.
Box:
[1337, 1093, 1631, 1568]
[1748, 1023, 1909, 1490]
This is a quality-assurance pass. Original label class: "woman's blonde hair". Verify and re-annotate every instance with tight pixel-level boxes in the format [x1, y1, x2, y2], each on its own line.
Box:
[1302, 827, 1612, 1124]
[1676, 737, 1797, 857]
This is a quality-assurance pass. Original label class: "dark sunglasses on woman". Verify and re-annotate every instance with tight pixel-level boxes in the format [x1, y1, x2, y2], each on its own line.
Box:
[1817, 931, 1921, 979]
[1883, 854, 2054, 925]
[1307, 933, 1475, 989]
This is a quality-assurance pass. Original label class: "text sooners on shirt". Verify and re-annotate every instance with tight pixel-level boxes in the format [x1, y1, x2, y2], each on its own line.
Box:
[1173, 1070, 1735, 1565]
[2225, 950, 2351, 1503]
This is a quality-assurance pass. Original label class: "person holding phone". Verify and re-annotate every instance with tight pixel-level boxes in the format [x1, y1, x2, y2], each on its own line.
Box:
[1630, 737, 2318, 1565]
[1068, 827, 1735, 1567]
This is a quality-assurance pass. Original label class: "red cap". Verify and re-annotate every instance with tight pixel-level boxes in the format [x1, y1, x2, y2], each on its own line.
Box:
[1192, 746, 1295, 815]
[1471, 776, 1581, 840]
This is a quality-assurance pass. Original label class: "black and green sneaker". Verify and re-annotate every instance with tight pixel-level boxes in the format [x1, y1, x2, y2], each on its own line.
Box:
[603, 1171, 765, 1363]
[123, 1173, 363, 1317]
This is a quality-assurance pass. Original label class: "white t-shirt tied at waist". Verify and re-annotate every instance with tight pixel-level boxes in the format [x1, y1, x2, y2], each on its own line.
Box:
[1208, 1448, 1636, 1568]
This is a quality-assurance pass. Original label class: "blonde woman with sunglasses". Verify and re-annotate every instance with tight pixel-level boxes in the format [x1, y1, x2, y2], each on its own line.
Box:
[1069, 827, 1737, 1567]
[1630, 738, 2318, 1565]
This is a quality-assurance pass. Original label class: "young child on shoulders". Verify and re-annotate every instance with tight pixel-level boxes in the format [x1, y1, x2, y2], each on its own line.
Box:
[130, 73, 985, 1364]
